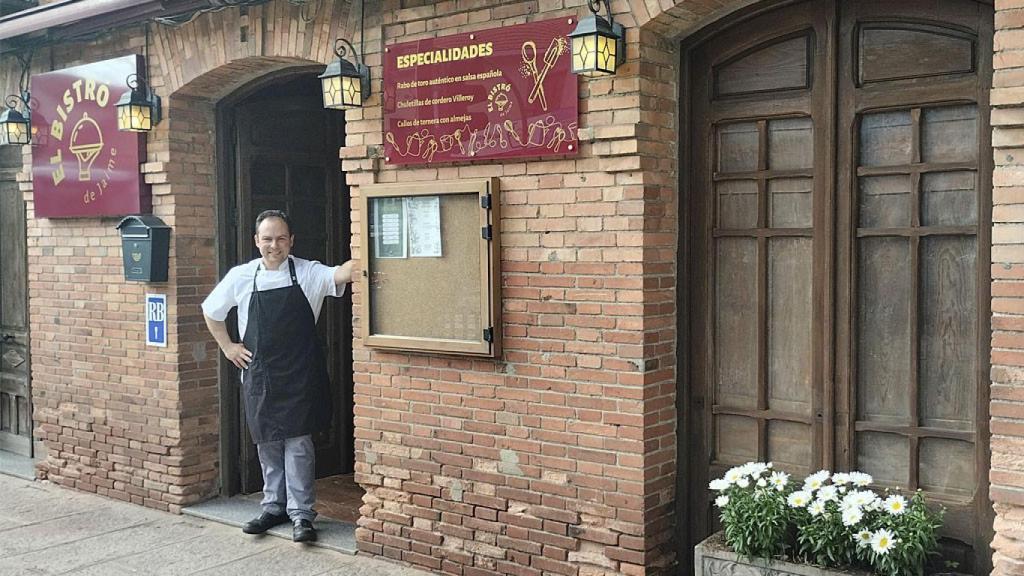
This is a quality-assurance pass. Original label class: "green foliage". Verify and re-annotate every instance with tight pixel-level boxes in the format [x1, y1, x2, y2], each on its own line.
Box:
[709, 465, 945, 576]
[719, 484, 791, 558]
[794, 509, 855, 567]
[859, 491, 945, 576]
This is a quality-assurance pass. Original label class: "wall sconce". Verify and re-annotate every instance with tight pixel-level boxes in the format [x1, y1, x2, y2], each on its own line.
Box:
[569, 0, 626, 76]
[0, 92, 31, 146]
[116, 73, 162, 132]
[319, 38, 370, 109]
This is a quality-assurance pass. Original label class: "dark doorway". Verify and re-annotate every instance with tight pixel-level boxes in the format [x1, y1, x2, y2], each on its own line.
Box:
[216, 71, 355, 505]
[0, 145, 31, 457]
[679, 0, 993, 573]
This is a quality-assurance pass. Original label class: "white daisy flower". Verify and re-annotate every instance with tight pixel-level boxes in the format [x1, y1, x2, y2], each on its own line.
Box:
[850, 472, 873, 487]
[736, 477, 750, 489]
[709, 478, 730, 491]
[809, 470, 831, 483]
[854, 530, 873, 549]
[884, 494, 908, 515]
[842, 506, 863, 527]
[870, 529, 897, 555]
[724, 467, 744, 484]
[808, 500, 826, 516]
[756, 478, 767, 487]
[787, 490, 812, 508]
[804, 477, 824, 491]
[850, 490, 878, 508]
[817, 485, 838, 502]
[745, 462, 769, 477]
[715, 495, 730, 508]
[769, 471, 790, 491]
[832, 472, 851, 485]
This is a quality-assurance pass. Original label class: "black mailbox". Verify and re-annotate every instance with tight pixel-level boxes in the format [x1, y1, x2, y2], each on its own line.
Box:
[116, 215, 170, 282]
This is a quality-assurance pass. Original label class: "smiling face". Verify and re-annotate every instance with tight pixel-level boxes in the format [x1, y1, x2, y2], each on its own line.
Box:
[254, 216, 293, 270]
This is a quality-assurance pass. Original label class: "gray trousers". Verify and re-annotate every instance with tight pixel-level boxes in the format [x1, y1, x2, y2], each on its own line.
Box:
[256, 434, 317, 523]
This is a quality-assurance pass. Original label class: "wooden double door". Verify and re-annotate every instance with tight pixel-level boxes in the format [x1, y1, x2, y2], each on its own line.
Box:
[685, 0, 993, 572]
[220, 74, 353, 494]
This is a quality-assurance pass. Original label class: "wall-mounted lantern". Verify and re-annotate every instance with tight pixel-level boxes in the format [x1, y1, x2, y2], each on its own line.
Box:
[116, 73, 162, 132]
[569, 0, 626, 76]
[319, 38, 370, 109]
[0, 93, 31, 146]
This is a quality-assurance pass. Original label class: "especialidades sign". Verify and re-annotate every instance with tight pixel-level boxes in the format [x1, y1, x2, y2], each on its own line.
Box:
[383, 18, 579, 165]
[31, 55, 148, 218]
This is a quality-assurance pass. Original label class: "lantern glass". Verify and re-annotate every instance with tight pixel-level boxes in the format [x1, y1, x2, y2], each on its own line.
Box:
[572, 34, 597, 74]
[596, 33, 616, 74]
[341, 75, 361, 108]
[0, 115, 29, 145]
[321, 74, 344, 109]
[116, 102, 153, 132]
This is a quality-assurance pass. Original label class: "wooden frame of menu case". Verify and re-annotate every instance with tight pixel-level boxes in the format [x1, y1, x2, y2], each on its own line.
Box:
[359, 178, 501, 357]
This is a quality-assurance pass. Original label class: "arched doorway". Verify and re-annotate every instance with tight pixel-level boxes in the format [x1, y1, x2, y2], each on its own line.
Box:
[680, 0, 993, 572]
[216, 69, 360, 521]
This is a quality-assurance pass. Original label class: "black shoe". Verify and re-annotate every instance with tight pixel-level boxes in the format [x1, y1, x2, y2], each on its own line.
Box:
[293, 519, 317, 542]
[242, 512, 290, 534]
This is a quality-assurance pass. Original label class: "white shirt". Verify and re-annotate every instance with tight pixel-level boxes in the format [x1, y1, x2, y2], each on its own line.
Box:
[201, 256, 345, 338]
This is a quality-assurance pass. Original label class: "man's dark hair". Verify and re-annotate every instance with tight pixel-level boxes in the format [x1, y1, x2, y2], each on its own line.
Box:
[254, 209, 292, 235]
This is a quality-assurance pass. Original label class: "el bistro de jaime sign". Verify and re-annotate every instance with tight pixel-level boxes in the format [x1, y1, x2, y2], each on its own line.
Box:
[31, 55, 147, 218]
[383, 18, 579, 165]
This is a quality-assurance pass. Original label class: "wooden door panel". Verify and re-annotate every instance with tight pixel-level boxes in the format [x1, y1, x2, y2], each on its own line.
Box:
[688, 0, 832, 544]
[839, 1, 992, 572]
[686, 0, 992, 572]
[0, 146, 30, 457]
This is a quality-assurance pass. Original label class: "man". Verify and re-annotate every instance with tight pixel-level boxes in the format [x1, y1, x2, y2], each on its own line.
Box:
[202, 209, 353, 543]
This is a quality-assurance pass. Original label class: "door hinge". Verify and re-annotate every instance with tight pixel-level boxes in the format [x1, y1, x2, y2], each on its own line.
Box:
[481, 194, 492, 210]
[481, 225, 492, 240]
[483, 327, 494, 343]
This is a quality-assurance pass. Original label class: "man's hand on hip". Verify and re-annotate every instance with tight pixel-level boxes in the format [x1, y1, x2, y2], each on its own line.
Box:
[222, 342, 253, 370]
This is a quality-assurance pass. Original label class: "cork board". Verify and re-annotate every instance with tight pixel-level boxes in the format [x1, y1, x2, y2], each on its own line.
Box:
[360, 178, 500, 356]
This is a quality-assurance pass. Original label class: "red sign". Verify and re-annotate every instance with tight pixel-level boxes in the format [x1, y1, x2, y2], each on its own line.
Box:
[31, 55, 148, 218]
[383, 18, 578, 165]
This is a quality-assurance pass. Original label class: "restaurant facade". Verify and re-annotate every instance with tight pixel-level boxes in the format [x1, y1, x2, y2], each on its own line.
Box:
[0, 0, 1020, 575]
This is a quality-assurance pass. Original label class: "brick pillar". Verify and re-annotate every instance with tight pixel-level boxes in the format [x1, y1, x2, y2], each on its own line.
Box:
[990, 2, 1024, 574]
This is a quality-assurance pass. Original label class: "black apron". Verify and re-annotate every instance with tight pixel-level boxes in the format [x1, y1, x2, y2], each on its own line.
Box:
[241, 258, 332, 444]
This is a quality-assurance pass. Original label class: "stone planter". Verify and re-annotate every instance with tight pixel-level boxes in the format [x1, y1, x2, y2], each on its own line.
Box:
[695, 532, 874, 576]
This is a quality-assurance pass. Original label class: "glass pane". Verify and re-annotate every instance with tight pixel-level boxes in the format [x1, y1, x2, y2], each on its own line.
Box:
[922, 105, 978, 163]
[715, 238, 758, 409]
[716, 415, 758, 464]
[859, 175, 911, 228]
[860, 110, 913, 167]
[920, 236, 977, 431]
[768, 238, 813, 415]
[718, 122, 759, 173]
[922, 171, 977, 226]
[769, 178, 813, 228]
[768, 117, 813, 170]
[857, 431, 909, 486]
[920, 438, 975, 497]
[858, 237, 911, 423]
[767, 421, 812, 478]
[717, 180, 758, 229]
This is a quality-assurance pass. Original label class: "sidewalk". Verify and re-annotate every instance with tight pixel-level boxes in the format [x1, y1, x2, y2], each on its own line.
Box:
[0, 473, 433, 576]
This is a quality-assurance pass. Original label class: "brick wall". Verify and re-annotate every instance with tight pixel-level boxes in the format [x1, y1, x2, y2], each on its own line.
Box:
[3, 0, 1018, 575]
[340, 1, 737, 575]
[989, 2, 1024, 574]
[15, 1, 353, 513]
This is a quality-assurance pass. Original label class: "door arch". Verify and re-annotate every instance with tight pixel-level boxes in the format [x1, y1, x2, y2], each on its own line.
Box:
[682, 0, 993, 572]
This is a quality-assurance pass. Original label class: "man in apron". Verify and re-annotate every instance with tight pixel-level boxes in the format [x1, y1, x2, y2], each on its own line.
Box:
[202, 210, 353, 543]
